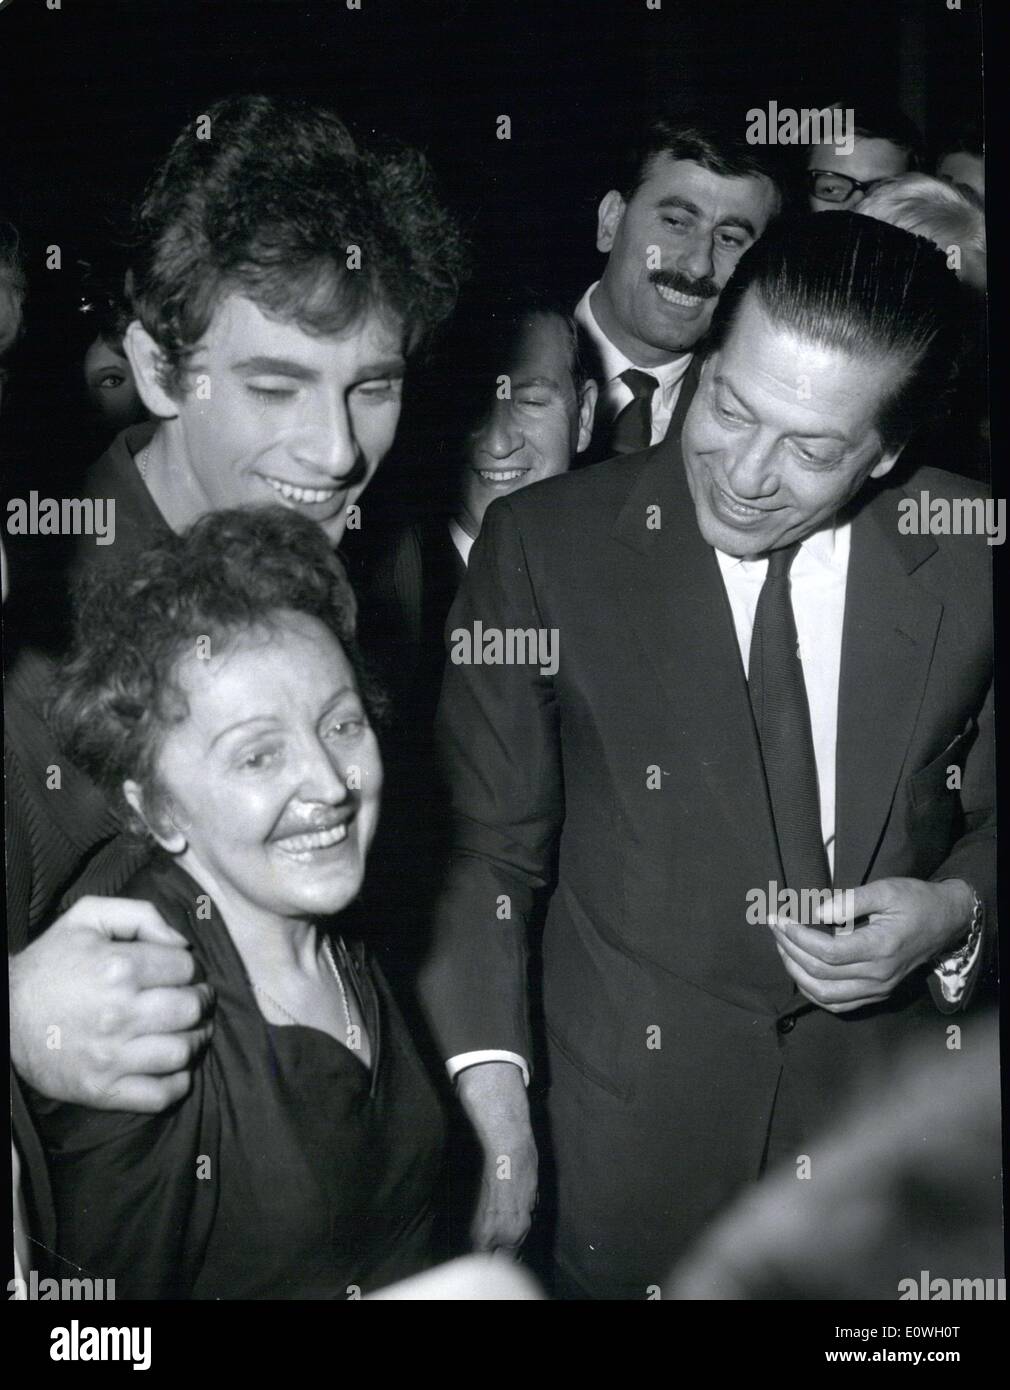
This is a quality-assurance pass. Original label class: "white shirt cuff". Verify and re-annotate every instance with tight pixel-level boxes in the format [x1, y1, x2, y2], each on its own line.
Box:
[446, 1050, 530, 1087]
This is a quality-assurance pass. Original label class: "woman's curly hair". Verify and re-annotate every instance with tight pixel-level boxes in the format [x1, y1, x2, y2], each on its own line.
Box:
[51, 506, 386, 837]
[129, 94, 469, 395]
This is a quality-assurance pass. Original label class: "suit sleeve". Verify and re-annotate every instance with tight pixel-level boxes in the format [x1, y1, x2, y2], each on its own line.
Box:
[929, 675, 997, 1008]
[417, 498, 564, 1065]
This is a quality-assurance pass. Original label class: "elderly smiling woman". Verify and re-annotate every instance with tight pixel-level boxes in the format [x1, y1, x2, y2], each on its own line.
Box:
[34, 507, 445, 1299]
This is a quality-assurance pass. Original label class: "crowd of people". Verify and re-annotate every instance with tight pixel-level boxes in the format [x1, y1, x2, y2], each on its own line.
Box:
[3, 88, 996, 1301]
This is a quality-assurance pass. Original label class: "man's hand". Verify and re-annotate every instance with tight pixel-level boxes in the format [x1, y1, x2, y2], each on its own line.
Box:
[770, 877, 974, 1014]
[9, 896, 214, 1112]
[455, 1061, 538, 1255]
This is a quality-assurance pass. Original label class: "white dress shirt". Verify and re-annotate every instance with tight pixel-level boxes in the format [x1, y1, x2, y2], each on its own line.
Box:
[716, 522, 977, 997]
[716, 522, 850, 874]
[447, 520, 975, 1083]
[448, 517, 475, 569]
[574, 282, 692, 446]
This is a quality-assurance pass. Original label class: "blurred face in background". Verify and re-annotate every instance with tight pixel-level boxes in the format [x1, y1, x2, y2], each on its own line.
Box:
[458, 310, 596, 537]
[937, 150, 984, 204]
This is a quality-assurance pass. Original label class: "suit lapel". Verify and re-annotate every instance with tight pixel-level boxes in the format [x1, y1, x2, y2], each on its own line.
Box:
[610, 440, 782, 876]
[663, 353, 701, 448]
[833, 484, 942, 890]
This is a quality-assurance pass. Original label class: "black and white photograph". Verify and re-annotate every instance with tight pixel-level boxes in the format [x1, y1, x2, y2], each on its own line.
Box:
[2, 0, 1001, 1359]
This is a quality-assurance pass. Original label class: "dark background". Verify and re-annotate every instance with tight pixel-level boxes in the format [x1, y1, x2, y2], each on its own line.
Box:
[0, 0, 986, 296]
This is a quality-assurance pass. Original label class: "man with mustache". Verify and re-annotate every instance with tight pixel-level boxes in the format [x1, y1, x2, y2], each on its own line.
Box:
[575, 114, 781, 463]
[420, 214, 994, 1298]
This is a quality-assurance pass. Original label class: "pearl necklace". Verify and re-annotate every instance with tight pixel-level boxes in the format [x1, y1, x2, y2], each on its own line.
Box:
[251, 937, 353, 1039]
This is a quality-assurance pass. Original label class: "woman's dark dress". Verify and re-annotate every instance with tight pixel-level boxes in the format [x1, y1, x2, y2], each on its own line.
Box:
[31, 855, 446, 1299]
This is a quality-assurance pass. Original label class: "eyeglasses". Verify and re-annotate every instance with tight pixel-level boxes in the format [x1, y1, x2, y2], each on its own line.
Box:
[807, 169, 892, 204]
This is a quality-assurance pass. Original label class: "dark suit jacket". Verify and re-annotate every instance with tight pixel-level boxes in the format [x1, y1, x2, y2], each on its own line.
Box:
[355, 517, 468, 982]
[364, 516, 466, 723]
[419, 439, 995, 1293]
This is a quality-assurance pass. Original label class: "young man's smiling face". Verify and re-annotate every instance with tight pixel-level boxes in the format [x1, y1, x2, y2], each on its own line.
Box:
[458, 310, 594, 537]
[682, 292, 906, 557]
[133, 292, 407, 545]
[592, 155, 779, 367]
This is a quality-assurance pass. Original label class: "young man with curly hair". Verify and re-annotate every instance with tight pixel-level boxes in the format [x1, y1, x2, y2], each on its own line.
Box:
[8, 99, 464, 1289]
[79, 93, 465, 569]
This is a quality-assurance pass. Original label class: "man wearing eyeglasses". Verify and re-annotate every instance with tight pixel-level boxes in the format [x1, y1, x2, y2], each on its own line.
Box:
[806, 103, 923, 212]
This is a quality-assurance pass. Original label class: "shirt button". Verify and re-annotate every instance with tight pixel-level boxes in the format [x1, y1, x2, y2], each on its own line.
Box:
[777, 1014, 797, 1035]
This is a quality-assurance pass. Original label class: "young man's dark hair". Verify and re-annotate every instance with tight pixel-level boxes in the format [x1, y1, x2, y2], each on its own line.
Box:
[77, 94, 468, 566]
[439, 281, 590, 433]
[706, 210, 962, 453]
[617, 112, 785, 209]
[129, 93, 467, 396]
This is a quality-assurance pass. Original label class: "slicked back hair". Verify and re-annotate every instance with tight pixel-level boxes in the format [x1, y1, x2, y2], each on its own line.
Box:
[705, 211, 963, 454]
[129, 94, 467, 396]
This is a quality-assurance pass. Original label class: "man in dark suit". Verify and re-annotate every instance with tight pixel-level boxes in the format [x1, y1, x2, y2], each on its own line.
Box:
[419, 214, 995, 1298]
[575, 114, 782, 464]
[360, 294, 596, 1000]
[367, 290, 596, 719]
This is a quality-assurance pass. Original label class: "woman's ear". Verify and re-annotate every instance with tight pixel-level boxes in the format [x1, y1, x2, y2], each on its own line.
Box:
[122, 321, 179, 421]
[123, 779, 187, 854]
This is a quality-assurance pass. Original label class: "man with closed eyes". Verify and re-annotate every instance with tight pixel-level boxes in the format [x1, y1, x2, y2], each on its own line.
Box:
[76, 93, 464, 575]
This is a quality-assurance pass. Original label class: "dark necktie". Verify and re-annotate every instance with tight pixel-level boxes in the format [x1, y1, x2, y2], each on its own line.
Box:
[747, 542, 832, 897]
[609, 369, 658, 454]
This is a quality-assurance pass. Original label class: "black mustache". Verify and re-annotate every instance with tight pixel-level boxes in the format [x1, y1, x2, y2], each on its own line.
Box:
[649, 270, 720, 300]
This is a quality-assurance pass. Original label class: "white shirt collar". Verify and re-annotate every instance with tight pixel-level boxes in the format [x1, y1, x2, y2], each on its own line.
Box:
[574, 281, 692, 403]
[715, 520, 851, 576]
[449, 516, 475, 567]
